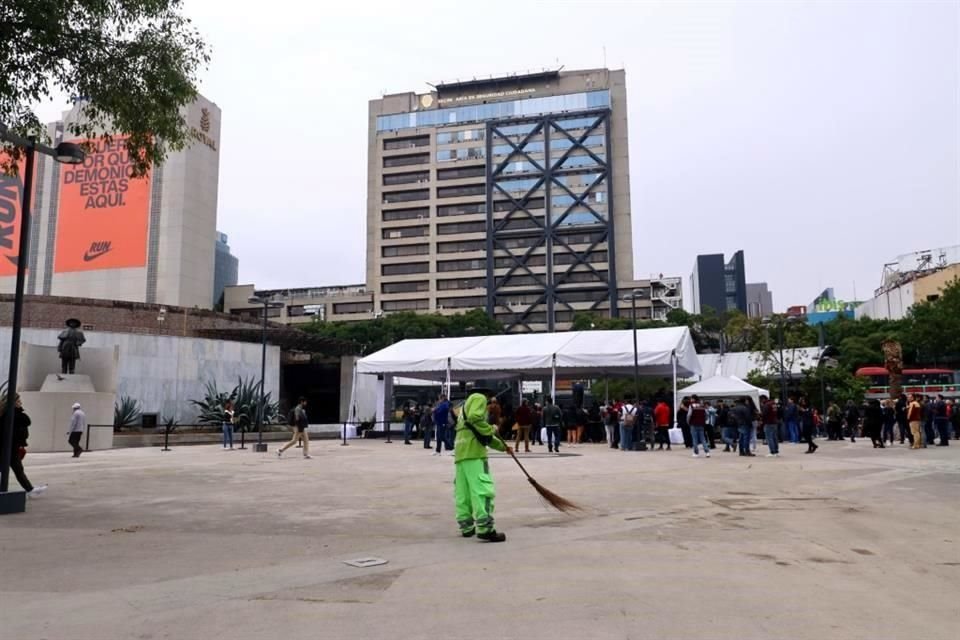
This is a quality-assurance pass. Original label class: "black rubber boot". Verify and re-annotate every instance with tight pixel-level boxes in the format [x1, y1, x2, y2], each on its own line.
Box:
[477, 530, 506, 543]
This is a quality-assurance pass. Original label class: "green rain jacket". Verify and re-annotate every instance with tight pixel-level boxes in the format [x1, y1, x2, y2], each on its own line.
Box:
[454, 393, 507, 463]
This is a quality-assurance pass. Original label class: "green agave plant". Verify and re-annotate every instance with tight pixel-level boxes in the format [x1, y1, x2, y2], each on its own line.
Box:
[189, 377, 279, 430]
[114, 395, 142, 430]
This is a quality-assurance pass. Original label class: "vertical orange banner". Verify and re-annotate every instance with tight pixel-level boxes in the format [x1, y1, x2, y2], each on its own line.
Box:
[0, 153, 26, 276]
[54, 136, 151, 272]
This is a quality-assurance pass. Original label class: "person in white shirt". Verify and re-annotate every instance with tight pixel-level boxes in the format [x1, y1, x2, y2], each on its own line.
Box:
[67, 402, 87, 458]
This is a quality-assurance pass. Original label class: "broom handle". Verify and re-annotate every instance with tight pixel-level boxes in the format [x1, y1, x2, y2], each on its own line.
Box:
[505, 447, 534, 482]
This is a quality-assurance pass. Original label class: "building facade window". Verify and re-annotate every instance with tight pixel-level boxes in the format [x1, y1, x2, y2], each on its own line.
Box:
[382, 225, 428, 239]
[333, 302, 374, 314]
[438, 239, 485, 253]
[382, 207, 429, 222]
[376, 90, 610, 131]
[382, 299, 430, 311]
[383, 135, 429, 150]
[437, 165, 486, 181]
[436, 129, 485, 144]
[382, 189, 429, 204]
[437, 184, 485, 199]
[437, 221, 486, 235]
[382, 243, 429, 257]
[437, 277, 486, 290]
[382, 262, 429, 276]
[437, 257, 487, 272]
[383, 170, 429, 186]
[436, 147, 485, 162]
[383, 153, 430, 168]
[382, 281, 429, 294]
[437, 296, 486, 309]
[438, 202, 485, 217]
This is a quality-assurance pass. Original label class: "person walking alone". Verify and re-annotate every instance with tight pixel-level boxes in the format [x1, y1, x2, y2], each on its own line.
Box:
[542, 396, 563, 454]
[845, 401, 860, 443]
[1, 395, 47, 497]
[277, 397, 311, 459]
[514, 398, 533, 453]
[760, 395, 780, 457]
[687, 395, 710, 458]
[799, 399, 818, 454]
[67, 402, 86, 458]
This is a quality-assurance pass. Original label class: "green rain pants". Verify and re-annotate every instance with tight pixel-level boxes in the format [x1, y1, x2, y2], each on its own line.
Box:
[454, 458, 496, 535]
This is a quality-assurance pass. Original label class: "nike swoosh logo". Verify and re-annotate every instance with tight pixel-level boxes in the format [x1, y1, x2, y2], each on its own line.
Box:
[83, 248, 113, 262]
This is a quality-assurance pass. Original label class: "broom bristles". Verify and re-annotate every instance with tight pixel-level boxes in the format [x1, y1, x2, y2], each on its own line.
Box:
[527, 477, 583, 513]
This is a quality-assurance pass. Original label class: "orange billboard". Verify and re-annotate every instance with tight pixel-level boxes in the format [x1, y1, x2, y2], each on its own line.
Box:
[54, 136, 151, 272]
[0, 153, 27, 276]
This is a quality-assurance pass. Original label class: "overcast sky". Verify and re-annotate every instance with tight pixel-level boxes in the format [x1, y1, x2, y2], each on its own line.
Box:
[37, 0, 960, 310]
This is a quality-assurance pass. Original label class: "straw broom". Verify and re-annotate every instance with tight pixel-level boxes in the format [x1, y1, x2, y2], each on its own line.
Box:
[505, 448, 582, 513]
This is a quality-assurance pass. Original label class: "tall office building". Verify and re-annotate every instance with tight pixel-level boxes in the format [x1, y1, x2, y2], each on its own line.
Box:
[745, 282, 773, 318]
[690, 251, 747, 315]
[367, 68, 633, 332]
[0, 95, 221, 309]
[213, 231, 239, 306]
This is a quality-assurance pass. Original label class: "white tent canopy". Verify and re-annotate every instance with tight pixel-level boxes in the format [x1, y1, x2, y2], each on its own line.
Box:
[680, 375, 770, 404]
[356, 327, 701, 380]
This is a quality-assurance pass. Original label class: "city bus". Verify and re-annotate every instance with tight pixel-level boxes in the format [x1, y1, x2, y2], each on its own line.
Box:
[854, 367, 960, 399]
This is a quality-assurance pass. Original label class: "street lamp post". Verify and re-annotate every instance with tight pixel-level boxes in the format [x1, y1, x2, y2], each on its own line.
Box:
[622, 290, 647, 451]
[248, 296, 283, 453]
[1, 126, 84, 513]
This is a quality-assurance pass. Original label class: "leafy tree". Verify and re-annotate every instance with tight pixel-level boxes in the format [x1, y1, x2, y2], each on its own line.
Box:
[304, 309, 503, 354]
[907, 277, 960, 366]
[1, 0, 210, 175]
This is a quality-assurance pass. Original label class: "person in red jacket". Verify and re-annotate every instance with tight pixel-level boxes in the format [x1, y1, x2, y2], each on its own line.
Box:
[653, 400, 672, 451]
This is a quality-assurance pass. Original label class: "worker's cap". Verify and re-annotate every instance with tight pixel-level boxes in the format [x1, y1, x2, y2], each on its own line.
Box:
[72, 402, 81, 409]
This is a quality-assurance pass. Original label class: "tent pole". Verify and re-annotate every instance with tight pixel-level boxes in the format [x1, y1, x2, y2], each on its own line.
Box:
[551, 354, 557, 403]
[672, 349, 678, 416]
[445, 357, 452, 399]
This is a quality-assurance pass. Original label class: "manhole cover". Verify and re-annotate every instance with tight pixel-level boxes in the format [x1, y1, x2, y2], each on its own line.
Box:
[343, 557, 389, 568]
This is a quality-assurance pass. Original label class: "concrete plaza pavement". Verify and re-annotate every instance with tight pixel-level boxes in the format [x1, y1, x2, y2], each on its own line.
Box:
[2, 437, 958, 640]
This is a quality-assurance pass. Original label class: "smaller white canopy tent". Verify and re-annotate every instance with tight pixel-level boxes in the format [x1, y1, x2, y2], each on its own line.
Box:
[680, 376, 770, 404]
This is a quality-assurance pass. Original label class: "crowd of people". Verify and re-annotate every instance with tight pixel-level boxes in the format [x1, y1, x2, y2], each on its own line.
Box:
[400, 388, 960, 459]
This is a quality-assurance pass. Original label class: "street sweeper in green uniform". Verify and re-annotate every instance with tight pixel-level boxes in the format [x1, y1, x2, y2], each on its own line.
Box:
[454, 392, 512, 542]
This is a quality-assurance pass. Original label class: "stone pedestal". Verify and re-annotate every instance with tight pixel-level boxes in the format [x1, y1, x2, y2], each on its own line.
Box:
[16, 344, 118, 453]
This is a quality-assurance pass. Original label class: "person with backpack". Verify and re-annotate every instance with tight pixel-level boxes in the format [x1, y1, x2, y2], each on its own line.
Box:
[277, 397, 311, 459]
[933, 394, 950, 446]
[761, 395, 780, 457]
[542, 396, 564, 454]
[619, 396, 639, 452]
[686, 395, 710, 458]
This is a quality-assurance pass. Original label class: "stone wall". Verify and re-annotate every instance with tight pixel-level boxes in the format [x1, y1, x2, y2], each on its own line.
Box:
[0, 327, 280, 424]
[0, 293, 263, 336]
